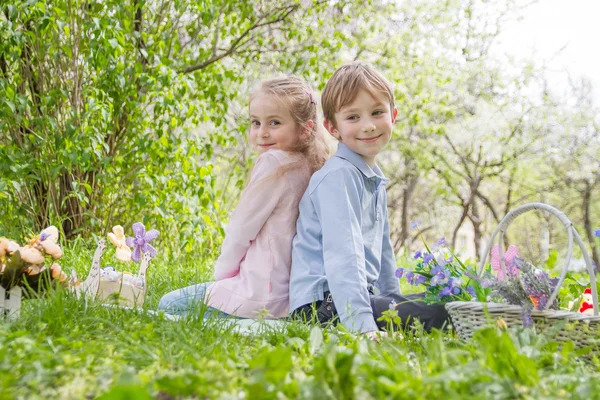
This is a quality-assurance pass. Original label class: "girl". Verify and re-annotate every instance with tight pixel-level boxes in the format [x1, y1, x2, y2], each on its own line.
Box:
[158, 77, 330, 319]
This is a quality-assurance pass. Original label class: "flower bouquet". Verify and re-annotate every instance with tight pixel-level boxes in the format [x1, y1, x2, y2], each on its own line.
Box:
[0, 226, 69, 319]
[395, 237, 483, 304]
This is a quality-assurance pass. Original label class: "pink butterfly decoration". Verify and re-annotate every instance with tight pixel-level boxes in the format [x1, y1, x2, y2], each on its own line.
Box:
[491, 244, 520, 281]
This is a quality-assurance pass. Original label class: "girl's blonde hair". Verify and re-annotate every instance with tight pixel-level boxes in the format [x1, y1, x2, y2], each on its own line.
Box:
[250, 77, 330, 174]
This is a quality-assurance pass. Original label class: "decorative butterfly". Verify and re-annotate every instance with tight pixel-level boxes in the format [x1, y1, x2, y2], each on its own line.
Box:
[491, 244, 520, 281]
[107, 226, 132, 262]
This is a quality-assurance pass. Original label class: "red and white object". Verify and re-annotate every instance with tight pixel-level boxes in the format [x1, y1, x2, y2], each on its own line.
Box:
[580, 288, 594, 315]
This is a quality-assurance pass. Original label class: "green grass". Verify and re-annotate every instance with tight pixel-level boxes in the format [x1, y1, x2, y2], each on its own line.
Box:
[1, 242, 600, 399]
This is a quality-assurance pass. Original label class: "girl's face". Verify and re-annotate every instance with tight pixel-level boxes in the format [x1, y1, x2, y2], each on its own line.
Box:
[249, 92, 304, 154]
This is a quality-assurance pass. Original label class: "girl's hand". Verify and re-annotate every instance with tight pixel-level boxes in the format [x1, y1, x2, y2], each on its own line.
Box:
[363, 330, 387, 342]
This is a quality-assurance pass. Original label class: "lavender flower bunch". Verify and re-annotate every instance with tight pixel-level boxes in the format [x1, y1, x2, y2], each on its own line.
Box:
[490, 257, 560, 311]
[395, 237, 481, 305]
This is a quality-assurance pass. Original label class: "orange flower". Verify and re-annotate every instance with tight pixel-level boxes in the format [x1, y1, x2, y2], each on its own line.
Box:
[0, 238, 19, 258]
[40, 240, 63, 259]
[25, 264, 45, 275]
[529, 296, 539, 308]
[19, 246, 45, 264]
[50, 263, 68, 282]
[39, 226, 63, 259]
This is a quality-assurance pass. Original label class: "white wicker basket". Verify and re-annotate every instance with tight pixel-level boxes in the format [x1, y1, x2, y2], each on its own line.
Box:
[445, 203, 600, 350]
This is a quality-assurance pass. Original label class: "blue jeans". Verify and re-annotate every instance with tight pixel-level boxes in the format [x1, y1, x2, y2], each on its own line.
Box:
[158, 282, 237, 319]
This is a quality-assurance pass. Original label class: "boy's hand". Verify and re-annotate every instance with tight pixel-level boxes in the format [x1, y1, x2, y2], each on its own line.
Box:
[363, 330, 387, 342]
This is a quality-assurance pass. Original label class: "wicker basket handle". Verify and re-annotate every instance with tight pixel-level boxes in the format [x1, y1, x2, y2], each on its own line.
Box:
[478, 202, 598, 315]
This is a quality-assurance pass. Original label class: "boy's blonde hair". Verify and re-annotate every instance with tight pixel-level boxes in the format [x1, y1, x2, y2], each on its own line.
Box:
[321, 62, 395, 127]
[250, 77, 330, 174]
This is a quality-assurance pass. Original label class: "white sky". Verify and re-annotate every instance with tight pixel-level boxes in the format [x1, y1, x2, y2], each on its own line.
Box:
[492, 0, 600, 102]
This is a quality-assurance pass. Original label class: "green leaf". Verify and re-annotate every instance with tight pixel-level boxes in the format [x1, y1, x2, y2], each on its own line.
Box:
[96, 385, 152, 400]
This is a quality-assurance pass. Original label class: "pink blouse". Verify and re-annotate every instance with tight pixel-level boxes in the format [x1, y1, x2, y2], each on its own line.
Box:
[204, 149, 311, 318]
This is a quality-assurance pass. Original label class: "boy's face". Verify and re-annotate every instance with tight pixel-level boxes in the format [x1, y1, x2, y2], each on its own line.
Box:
[324, 90, 397, 167]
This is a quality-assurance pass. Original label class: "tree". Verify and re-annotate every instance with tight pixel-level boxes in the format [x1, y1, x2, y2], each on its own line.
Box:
[0, 0, 358, 252]
[544, 78, 600, 269]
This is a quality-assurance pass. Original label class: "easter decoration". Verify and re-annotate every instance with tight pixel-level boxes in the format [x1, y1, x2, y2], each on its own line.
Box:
[71, 222, 158, 307]
[0, 226, 68, 319]
[445, 203, 600, 352]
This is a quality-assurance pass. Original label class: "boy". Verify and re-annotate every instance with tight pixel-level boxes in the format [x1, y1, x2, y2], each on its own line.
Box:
[289, 62, 449, 336]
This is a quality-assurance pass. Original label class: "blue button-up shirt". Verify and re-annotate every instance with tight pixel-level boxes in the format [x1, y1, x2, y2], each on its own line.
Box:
[289, 143, 400, 333]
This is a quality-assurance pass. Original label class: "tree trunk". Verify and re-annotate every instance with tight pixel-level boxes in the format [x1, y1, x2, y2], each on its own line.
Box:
[59, 172, 83, 239]
[398, 174, 419, 251]
[504, 169, 514, 216]
[470, 198, 483, 262]
[32, 178, 50, 231]
[452, 177, 479, 250]
[582, 182, 600, 271]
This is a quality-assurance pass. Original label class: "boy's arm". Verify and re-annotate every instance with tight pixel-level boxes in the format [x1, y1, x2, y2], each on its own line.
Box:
[213, 153, 284, 280]
[376, 200, 401, 296]
[313, 169, 378, 334]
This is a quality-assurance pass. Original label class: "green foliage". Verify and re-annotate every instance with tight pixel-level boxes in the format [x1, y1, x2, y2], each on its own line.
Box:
[0, 0, 227, 254]
[377, 308, 402, 333]
[2, 0, 595, 265]
[0, 0, 361, 257]
[4, 241, 600, 398]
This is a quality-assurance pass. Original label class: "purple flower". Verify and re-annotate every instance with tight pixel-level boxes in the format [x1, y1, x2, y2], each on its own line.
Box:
[522, 311, 533, 328]
[466, 286, 476, 296]
[595, 228, 600, 238]
[411, 221, 420, 230]
[395, 268, 405, 279]
[436, 237, 448, 247]
[389, 300, 398, 310]
[436, 266, 451, 278]
[413, 251, 422, 259]
[438, 285, 452, 298]
[451, 287, 461, 295]
[537, 295, 548, 310]
[413, 274, 427, 285]
[430, 266, 450, 286]
[480, 279, 494, 288]
[448, 277, 462, 288]
[437, 254, 453, 267]
[423, 253, 434, 265]
[405, 271, 415, 284]
[430, 265, 443, 276]
[126, 222, 159, 262]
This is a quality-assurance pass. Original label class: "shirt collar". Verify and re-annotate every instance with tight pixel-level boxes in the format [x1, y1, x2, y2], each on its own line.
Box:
[334, 142, 388, 186]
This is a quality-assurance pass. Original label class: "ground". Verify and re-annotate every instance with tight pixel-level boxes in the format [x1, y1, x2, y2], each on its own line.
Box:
[0, 244, 599, 399]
